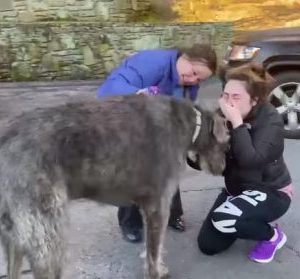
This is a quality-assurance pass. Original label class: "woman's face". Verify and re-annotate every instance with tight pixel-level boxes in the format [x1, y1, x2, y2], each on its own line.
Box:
[177, 55, 213, 86]
[222, 79, 257, 119]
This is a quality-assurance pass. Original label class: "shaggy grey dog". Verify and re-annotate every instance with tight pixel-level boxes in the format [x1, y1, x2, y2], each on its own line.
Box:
[0, 94, 229, 279]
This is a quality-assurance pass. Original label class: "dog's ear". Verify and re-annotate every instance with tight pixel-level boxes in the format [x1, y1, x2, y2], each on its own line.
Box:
[212, 113, 230, 144]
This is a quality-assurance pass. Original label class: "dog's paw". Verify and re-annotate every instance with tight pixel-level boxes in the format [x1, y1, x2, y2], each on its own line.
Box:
[161, 274, 170, 279]
[160, 272, 170, 279]
[158, 263, 170, 279]
[143, 263, 169, 279]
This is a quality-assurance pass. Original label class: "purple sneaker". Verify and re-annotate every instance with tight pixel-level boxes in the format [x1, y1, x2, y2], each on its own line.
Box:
[248, 225, 287, 263]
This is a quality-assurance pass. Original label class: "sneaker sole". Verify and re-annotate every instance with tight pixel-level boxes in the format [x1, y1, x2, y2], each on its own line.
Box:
[249, 233, 287, 264]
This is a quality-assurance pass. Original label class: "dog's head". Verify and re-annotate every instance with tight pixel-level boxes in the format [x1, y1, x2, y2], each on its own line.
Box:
[190, 107, 230, 176]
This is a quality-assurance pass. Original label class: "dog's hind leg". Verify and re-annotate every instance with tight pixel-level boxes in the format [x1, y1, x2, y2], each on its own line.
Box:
[27, 224, 65, 279]
[27, 233, 64, 279]
[1, 237, 23, 279]
[25, 178, 67, 279]
[7, 242, 23, 279]
[23, 215, 65, 279]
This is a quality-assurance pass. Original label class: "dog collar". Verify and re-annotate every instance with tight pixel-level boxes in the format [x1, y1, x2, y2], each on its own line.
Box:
[192, 108, 202, 143]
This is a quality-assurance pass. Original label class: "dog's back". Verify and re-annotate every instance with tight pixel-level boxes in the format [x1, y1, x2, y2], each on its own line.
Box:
[0, 94, 194, 204]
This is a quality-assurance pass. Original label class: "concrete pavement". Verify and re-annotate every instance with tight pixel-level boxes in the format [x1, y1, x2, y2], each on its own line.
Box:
[0, 80, 299, 279]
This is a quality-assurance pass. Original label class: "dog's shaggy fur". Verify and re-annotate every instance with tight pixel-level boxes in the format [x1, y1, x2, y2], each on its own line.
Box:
[0, 94, 229, 279]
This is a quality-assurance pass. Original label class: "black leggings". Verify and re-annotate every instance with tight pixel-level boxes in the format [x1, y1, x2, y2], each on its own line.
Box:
[198, 188, 291, 255]
[118, 188, 183, 229]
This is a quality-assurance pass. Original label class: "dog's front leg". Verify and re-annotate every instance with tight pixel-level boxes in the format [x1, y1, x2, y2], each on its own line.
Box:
[141, 197, 171, 279]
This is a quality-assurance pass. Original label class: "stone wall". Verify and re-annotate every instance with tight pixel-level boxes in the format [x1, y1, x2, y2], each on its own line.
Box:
[0, 1, 233, 82]
[0, 22, 232, 81]
[0, 0, 153, 22]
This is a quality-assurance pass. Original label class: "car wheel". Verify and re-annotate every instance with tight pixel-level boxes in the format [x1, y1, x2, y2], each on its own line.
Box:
[269, 71, 300, 139]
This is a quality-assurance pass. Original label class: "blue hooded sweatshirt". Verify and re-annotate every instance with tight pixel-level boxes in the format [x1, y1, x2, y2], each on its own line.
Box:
[96, 49, 199, 101]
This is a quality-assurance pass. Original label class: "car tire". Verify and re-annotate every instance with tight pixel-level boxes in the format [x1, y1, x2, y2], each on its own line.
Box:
[269, 71, 300, 139]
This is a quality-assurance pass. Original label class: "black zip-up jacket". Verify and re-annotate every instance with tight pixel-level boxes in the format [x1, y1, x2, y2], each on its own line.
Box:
[223, 103, 292, 196]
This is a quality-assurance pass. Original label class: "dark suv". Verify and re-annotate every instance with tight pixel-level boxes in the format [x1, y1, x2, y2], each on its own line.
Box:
[223, 27, 300, 139]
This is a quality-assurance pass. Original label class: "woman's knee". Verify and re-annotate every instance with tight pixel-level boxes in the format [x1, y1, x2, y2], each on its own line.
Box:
[197, 216, 237, 255]
[197, 223, 223, 256]
[197, 235, 220, 256]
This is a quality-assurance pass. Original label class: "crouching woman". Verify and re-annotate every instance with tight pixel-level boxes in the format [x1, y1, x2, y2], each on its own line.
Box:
[197, 63, 294, 263]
